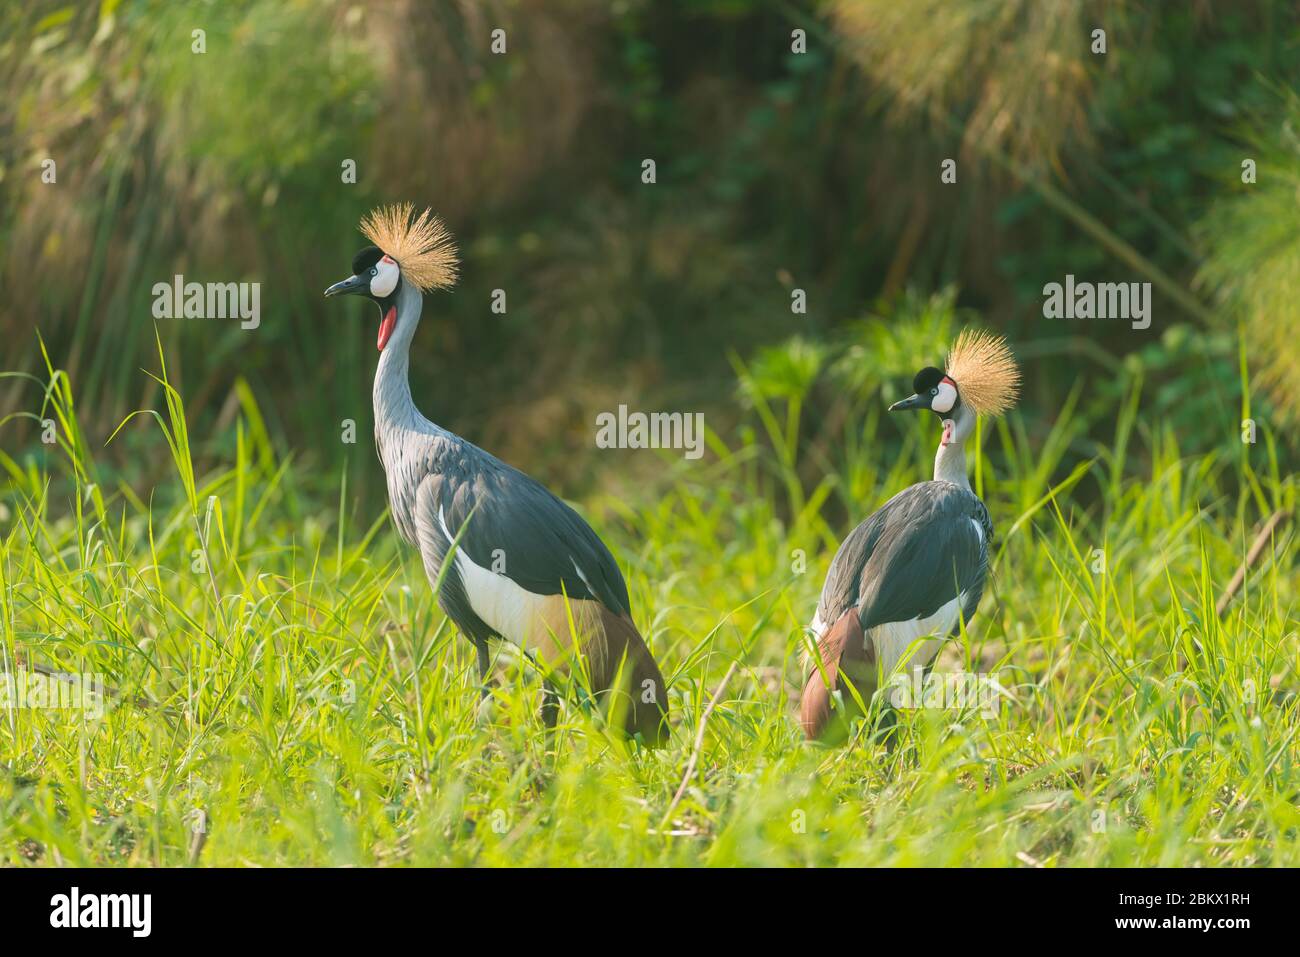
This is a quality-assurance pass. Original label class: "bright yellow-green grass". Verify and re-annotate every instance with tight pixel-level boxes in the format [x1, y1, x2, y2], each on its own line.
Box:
[1, 333, 1296, 867]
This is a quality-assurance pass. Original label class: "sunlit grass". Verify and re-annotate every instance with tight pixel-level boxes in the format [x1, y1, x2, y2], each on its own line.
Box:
[1, 325, 1297, 867]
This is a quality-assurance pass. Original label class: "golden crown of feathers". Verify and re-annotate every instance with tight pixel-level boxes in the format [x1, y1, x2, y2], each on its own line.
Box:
[360, 203, 459, 293]
[945, 329, 1021, 417]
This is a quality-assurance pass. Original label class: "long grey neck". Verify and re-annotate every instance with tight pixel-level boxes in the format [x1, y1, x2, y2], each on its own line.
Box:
[933, 402, 977, 489]
[373, 281, 428, 434]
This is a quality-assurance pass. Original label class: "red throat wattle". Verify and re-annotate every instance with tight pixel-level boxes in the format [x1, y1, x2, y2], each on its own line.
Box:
[377, 307, 396, 351]
[941, 420, 955, 447]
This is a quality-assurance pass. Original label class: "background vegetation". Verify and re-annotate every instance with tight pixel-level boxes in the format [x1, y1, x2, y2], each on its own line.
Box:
[1, 0, 1297, 866]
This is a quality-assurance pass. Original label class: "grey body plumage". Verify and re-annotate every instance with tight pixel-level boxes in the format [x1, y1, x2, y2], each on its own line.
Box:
[328, 215, 669, 744]
[372, 284, 631, 640]
[801, 345, 1020, 742]
[814, 479, 990, 640]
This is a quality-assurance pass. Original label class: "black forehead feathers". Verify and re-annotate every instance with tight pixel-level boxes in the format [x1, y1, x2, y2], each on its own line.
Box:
[351, 245, 385, 275]
[912, 366, 946, 393]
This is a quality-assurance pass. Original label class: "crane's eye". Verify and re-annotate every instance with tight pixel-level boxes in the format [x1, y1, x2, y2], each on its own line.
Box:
[930, 387, 938, 396]
[369, 267, 378, 277]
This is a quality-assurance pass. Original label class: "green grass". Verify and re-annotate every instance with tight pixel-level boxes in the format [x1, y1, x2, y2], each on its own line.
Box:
[1, 330, 1297, 867]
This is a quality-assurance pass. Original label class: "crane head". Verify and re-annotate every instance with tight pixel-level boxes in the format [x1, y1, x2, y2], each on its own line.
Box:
[323, 245, 404, 350]
[325, 246, 401, 301]
[324, 205, 460, 351]
[888, 366, 959, 416]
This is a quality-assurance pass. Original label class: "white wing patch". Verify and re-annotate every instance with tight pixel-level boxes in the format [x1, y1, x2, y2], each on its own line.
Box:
[438, 504, 548, 648]
[436, 504, 455, 542]
[570, 557, 596, 597]
[970, 518, 984, 543]
[868, 591, 967, 681]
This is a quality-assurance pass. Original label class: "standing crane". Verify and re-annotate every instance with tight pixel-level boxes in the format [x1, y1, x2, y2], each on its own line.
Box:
[325, 204, 670, 746]
[800, 330, 1020, 742]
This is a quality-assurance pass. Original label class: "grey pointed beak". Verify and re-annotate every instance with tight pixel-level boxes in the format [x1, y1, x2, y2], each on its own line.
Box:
[324, 274, 368, 298]
[888, 393, 929, 412]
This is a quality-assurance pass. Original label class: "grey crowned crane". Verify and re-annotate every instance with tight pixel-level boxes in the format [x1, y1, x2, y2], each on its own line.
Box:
[800, 330, 1020, 742]
[324, 204, 670, 746]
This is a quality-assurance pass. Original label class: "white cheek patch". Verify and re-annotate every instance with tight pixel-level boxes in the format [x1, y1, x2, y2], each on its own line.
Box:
[932, 381, 958, 414]
[370, 257, 400, 298]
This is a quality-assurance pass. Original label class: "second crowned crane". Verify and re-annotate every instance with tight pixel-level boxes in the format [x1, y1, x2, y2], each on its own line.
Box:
[800, 330, 1020, 742]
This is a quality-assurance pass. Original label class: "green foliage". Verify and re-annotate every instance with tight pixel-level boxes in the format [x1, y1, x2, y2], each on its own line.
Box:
[1, 0, 1298, 866]
[831, 0, 1100, 168]
[1, 314, 1295, 866]
[3, 0, 1299, 478]
[1197, 88, 1300, 424]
